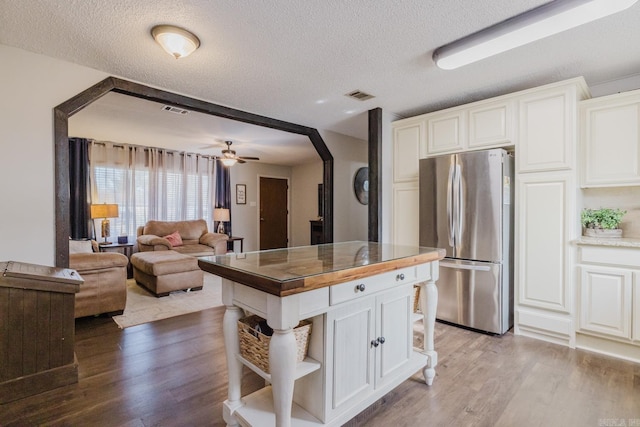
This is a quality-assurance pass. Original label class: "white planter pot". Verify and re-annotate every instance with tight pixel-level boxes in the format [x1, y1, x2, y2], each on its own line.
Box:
[583, 228, 623, 238]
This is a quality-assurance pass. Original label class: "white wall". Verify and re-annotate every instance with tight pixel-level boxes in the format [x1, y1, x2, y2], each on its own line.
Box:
[0, 45, 108, 265]
[320, 130, 368, 242]
[291, 161, 323, 246]
[230, 162, 292, 252]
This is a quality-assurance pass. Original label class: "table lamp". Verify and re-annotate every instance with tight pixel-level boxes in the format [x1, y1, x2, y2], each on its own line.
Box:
[214, 208, 230, 235]
[90, 203, 119, 245]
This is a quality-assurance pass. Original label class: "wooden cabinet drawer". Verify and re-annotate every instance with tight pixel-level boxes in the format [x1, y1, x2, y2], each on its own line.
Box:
[330, 266, 416, 306]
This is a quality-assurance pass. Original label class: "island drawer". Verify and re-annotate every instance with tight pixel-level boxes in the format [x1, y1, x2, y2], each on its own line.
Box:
[330, 266, 416, 305]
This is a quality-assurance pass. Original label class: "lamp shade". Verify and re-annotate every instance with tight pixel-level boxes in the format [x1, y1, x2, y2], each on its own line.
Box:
[90, 204, 119, 219]
[214, 208, 230, 222]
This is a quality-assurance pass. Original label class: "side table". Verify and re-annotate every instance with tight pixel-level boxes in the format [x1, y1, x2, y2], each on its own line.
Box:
[99, 242, 134, 278]
[227, 236, 244, 253]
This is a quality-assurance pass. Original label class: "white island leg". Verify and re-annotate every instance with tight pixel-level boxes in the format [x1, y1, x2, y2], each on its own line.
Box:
[268, 328, 297, 427]
[222, 279, 244, 427]
[419, 277, 438, 386]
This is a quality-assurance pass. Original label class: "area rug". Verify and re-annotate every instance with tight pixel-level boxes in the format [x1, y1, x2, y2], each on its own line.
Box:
[112, 272, 223, 328]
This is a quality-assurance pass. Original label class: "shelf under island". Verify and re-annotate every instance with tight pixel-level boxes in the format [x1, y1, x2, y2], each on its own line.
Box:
[198, 241, 445, 427]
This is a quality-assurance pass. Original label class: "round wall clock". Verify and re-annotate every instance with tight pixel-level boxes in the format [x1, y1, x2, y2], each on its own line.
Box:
[353, 167, 369, 205]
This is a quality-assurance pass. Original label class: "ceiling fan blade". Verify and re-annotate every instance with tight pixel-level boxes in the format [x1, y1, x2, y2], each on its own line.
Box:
[237, 159, 246, 164]
[238, 156, 260, 161]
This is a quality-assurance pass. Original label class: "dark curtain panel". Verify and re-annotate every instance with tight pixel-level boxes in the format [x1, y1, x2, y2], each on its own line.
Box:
[69, 137, 92, 239]
[215, 159, 232, 238]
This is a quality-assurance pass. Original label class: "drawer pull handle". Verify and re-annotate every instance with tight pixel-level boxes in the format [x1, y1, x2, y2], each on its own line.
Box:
[396, 273, 405, 281]
[355, 283, 366, 292]
[371, 338, 380, 348]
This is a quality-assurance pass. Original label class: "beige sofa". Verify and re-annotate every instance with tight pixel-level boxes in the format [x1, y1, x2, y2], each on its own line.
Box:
[137, 219, 228, 256]
[69, 240, 128, 318]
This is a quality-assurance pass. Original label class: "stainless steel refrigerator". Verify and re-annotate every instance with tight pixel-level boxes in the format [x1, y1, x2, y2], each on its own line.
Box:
[419, 148, 514, 334]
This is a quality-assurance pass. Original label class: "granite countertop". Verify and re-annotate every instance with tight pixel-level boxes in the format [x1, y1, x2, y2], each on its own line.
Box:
[575, 236, 640, 249]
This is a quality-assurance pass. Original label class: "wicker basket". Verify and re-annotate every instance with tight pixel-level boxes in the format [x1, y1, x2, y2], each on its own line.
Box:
[237, 314, 312, 374]
[413, 285, 421, 313]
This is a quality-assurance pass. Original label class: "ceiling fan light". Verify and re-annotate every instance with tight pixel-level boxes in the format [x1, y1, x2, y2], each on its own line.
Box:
[221, 158, 237, 167]
[151, 25, 200, 59]
[433, 0, 639, 70]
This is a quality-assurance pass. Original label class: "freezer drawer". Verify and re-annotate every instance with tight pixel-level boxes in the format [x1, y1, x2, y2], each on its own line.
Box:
[436, 259, 507, 334]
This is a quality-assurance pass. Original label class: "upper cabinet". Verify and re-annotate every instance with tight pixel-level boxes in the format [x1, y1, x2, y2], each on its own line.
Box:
[426, 110, 465, 154]
[580, 89, 640, 187]
[517, 81, 588, 173]
[468, 99, 514, 149]
[392, 117, 425, 183]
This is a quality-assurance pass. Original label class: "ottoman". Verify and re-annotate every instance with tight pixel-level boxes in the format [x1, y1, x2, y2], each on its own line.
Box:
[130, 251, 204, 297]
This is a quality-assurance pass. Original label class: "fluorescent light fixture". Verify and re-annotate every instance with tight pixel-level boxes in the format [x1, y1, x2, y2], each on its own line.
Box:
[151, 25, 200, 59]
[433, 0, 638, 70]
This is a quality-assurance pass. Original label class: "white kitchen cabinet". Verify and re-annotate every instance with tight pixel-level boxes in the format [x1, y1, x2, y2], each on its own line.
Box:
[577, 244, 640, 351]
[468, 99, 514, 149]
[426, 110, 465, 155]
[579, 266, 632, 339]
[580, 89, 640, 187]
[633, 272, 640, 343]
[517, 81, 587, 173]
[514, 171, 576, 346]
[392, 182, 419, 247]
[392, 117, 426, 183]
[325, 285, 413, 420]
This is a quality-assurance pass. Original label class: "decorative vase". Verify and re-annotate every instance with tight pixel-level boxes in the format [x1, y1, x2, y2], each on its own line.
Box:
[583, 228, 623, 238]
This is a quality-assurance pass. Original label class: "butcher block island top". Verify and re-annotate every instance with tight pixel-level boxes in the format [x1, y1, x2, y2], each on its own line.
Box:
[198, 241, 445, 296]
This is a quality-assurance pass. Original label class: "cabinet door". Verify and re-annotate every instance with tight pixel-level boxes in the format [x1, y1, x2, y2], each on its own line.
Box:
[633, 272, 640, 343]
[581, 93, 640, 187]
[392, 182, 419, 247]
[426, 110, 465, 155]
[518, 87, 577, 173]
[517, 172, 573, 313]
[393, 118, 425, 183]
[468, 100, 514, 149]
[375, 286, 412, 389]
[325, 298, 375, 418]
[579, 266, 632, 339]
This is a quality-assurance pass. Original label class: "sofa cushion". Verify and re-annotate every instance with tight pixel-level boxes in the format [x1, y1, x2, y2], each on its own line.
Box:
[143, 219, 208, 241]
[164, 231, 183, 247]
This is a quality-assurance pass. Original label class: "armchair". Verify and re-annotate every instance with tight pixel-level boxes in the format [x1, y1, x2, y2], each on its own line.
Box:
[69, 240, 128, 318]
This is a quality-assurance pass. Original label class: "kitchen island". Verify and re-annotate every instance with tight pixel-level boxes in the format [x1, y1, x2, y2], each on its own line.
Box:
[199, 241, 444, 427]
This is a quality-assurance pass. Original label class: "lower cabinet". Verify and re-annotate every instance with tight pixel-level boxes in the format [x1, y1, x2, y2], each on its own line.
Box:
[579, 266, 632, 339]
[577, 244, 640, 358]
[325, 284, 413, 421]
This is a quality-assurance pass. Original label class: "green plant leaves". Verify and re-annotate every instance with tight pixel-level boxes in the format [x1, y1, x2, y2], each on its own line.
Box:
[581, 208, 626, 230]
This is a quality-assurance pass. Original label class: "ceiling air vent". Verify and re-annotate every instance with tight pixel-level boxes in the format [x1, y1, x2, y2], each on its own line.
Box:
[345, 90, 375, 101]
[162, 105, 190, 115]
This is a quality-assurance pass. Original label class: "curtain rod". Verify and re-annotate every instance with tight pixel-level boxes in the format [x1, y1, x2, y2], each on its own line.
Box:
[89, 140, 220, 160]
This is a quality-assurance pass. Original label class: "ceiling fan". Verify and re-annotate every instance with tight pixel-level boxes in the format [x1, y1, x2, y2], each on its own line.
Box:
[220, 140, 260, 166]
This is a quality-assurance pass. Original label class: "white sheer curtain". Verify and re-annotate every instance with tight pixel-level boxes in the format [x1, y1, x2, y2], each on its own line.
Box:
[89, 141, 217, 239]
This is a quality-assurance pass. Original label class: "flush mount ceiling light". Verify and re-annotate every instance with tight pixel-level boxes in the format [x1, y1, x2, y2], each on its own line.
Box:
[151, 25, 200, 59]
[433, 0, 638, 70]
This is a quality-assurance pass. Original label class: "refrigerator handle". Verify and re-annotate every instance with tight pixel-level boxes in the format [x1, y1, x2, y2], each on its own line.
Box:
[452, 163, 461, 248]
[455, 163, 463, 242]
[440, 261, 491, 272]
[447, 160, 455, 247]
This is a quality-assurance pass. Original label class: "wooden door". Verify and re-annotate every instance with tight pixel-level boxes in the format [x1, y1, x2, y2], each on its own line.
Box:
[259, 177, 288, 250]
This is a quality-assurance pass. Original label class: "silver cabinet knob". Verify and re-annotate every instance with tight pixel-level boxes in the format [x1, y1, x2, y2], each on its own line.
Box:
[355, 283, 365, 292]
[371, 338, 380, 348]
[396, 273, 405, 281]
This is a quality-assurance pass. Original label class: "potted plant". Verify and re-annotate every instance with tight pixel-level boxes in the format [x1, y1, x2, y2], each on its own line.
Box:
[581, 208, 626, 238]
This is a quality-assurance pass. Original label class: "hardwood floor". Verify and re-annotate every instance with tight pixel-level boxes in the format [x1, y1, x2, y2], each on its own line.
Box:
[1, 308, 639, 426]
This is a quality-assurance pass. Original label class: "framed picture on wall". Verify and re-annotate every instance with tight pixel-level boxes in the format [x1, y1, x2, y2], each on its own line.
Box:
[236, 184, 246, 205]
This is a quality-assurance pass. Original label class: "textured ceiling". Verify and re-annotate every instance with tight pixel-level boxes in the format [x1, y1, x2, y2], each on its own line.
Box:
[2, 0, 640, 160]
